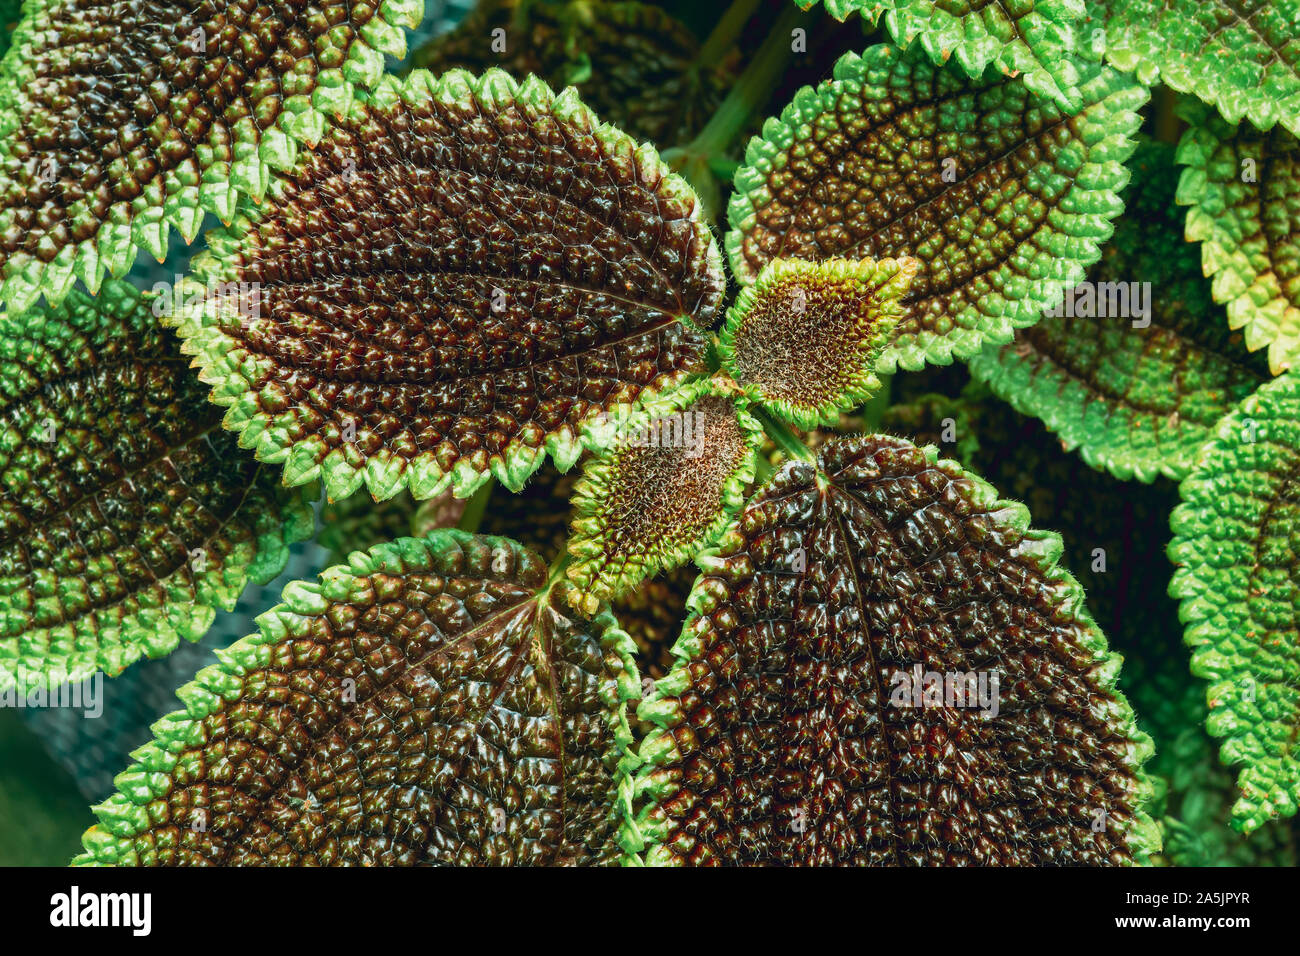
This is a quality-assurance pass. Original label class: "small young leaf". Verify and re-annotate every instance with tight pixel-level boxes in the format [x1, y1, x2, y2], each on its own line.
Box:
[567, 380, 764, 611]
[626, 434, 1158, 865]
[796, 0, 1089, 112]
[174, 68, 723, 504]
[1177, 98, 1300, 375]
[727, 44, 1146, 372]
[1169, 372, 1300, 833]
[408, 0, 732, 146]
[74, 531, 640, 866]
[969, 141, 1267, 482]
[0, 0, 420, 312]
[0, 281, 314, 692]
[1105, 0, 1300, 138]
[720, 256, 918, 428]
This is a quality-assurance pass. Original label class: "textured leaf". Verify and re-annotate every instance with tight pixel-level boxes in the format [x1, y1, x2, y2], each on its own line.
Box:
[174, 68, 723, 504]
[1177, 98, 1300, 375]
[1168, 372, 1300, 832]
[796, 0, 1089, 111]
[1105, 0, 1300, 138]
[0, 0, 421, 312]
[627, 433, 1158, 865]
[727, 44, 1146, 372]
[969, 140, 1267, 482]
[1124, 638, 1299, 867]
[568, 379, 764, 610]
[0, 280, 314, 693]
[408, 0, 733, 146]
[74, 531, 640, 866]
[720, 256, 917, 428]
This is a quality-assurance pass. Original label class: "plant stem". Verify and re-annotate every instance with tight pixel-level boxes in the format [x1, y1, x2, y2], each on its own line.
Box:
[860, 373, 893, 431]
[689, 2, 811, 159]
[754, 407, 815, 463]
[455, 479, 495, 535]
[696, 0, 763, 69]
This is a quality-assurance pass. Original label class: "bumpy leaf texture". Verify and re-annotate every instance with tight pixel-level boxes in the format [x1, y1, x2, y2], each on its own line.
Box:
[720, 257, 917, 428]
[1105, 0, 1300, 138]
[175, 68, 723, 503]
[884, 380, 1299, 864]
[0, 280, 314, 692]
[1177, 98, 1300, 375]
[796, 0, 1088, 111]
[568, 380, 763, 610]
[627, 433, 1157, 865]
[1169, 372, 1300, 833]
[968, 140, 1267, 482]
[0, 0, 421, 312]
[727, 44, 1146, 372]
[75, 531, 640, 865]
[408, 0, 732, 146]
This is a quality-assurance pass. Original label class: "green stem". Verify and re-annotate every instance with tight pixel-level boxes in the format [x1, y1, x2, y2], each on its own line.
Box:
[696, 0, 763, 68]
[455, 479, 495, 535]
[689, 2, 811, 158]
[860, 373, 893, 432]
[754, 407, 815, 464]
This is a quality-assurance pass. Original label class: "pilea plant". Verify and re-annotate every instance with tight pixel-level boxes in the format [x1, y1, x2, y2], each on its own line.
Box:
[0, 0, 1296, 868]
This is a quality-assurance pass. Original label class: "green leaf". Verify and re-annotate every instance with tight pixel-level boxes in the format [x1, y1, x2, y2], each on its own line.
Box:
[796, 0, 1089, 112]
[1104, 0, 1300, 138]
[74, 531, 641, 866]
[720, 256, 918, 428]
[567, 379, 764, 612]
[1168, 372, 1300, 833]
[626, 433, 1158, 865]
[1177, 98, 1300, 375]
[174, 68, 723, 505]
[0, 0, 421, 312]
[408, 0, 733, 146]
[968, 140, 1267, 482]
[726, 44, 1146, 373]
[0, 280, 314, 693]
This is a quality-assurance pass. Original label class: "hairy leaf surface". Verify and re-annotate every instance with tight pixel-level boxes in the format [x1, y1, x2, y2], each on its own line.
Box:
[727, 44, 1146, 372]
[1177, 99, 1300, 375]
[969, 141, 1267, 482]
[628, 433, 1157, 865]
[0, 281, 314, 692]
[176, 68, 722, 504]
[1105, 0, 1300, 138]
[408, 0, 732, 146]
[1169, 372, 1300, 832]
[75, 531, 640, 865]
[568, 380, 763, 610]
[721, 257, 917, 428]
[0, 0, 420, 312]
[796, 0, 1088, 111]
